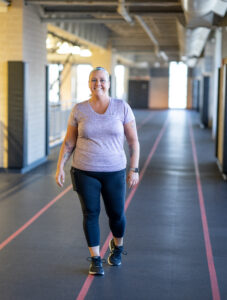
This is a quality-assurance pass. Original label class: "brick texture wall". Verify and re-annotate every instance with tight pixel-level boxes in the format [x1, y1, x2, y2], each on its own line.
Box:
[0, 1, 47, 168]
[0, 1, 23, 167]
[23, 4, 47, 165]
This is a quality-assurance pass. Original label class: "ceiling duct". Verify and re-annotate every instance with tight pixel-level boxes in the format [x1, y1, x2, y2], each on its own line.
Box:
[177, 21, 211, 67]
[181, 0, 227, 28]
[178, 0, 227, 66]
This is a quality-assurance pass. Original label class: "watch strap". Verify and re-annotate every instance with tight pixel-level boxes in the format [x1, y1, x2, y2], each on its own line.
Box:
[129, 167, 139, 173]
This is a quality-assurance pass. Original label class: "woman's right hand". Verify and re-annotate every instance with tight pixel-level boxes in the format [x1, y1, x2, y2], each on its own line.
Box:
[55, 168, 65, 187]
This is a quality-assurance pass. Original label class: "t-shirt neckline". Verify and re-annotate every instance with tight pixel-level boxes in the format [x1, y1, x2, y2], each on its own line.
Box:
[88, 97, 112, 116]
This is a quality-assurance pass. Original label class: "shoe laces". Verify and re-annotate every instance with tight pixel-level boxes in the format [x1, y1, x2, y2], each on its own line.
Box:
[111, 246, 127, 256]
[87, 256, 106, 265]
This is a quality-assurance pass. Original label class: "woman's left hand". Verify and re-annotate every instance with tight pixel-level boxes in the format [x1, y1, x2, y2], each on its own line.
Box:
[127, 170, 139, 188]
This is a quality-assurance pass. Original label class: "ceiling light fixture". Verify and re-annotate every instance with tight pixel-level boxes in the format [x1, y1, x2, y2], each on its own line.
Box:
[80, 49, 92, 57]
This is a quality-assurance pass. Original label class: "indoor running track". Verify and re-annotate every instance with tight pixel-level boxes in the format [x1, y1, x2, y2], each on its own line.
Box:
[0, 109, 227, 300]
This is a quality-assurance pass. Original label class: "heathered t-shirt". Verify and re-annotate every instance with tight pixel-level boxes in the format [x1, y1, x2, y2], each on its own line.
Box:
[68, 98, 135, 172]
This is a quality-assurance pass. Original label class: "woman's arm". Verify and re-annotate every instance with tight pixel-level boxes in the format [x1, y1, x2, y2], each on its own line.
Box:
[124, 120, 140, 188]
[55, 125, 78, 187]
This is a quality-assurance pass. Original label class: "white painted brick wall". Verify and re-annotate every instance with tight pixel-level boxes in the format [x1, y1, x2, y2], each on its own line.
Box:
[0, 0, 23, 167]
[0, 1, 47, 168]
[23, 4, 47, 165]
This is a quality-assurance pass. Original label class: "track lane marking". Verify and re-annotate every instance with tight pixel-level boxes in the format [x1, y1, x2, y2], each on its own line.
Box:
[0, 185, 72, 251]
[189, 116, 220, 300]
[76, 116, 168, 300]
[0, 112, 154, 252]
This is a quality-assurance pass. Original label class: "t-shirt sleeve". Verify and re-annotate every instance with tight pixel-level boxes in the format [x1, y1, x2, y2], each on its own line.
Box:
[68, 104, 78, 127]
[123, 102, 135, 124]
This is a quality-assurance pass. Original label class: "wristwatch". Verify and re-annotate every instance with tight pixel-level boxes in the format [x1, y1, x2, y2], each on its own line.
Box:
[129, 167, 139, 173]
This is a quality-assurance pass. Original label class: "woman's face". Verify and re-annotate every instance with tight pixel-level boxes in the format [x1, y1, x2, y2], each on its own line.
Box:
[89, 70, 110, 97]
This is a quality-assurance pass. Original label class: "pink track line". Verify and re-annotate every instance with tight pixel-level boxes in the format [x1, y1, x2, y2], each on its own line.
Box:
[137, 112, 154, 130]
[76, 117, 169, 300]
[0, 112, 153, 252]
[189, 117, 220, 300]
[0, 184, 72, 251]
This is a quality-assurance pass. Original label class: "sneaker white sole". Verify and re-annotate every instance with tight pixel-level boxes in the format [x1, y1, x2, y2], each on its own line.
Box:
[108, 240, 122, 266]
[107, 256, 121, 266]
[89, 270, 104, 276]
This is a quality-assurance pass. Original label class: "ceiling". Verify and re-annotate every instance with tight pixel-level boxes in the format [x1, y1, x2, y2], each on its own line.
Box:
[25, 0, 227, 67]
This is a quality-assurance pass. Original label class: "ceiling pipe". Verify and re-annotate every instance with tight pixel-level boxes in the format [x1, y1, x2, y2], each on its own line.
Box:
[134, 15, 159, 54]
[135, 15, 168, 62]
[159, 51, 168, 62]
[117, 0, 134, 25]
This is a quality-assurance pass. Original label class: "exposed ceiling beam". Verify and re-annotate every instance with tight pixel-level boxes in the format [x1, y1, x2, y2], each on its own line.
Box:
[115, 45, 179, 52]
[36, 11, 184, 17]
[26, 1, 181, 7]
[41, 18, 124, 23]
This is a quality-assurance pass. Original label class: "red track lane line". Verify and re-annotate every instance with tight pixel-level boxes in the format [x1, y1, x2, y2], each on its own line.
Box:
[0, 111, 153, 253]
[189, 118, 220, 300]
[137, 112, 154, 130]
[76, 117, 169, 300]
[0, 184, 72, 251]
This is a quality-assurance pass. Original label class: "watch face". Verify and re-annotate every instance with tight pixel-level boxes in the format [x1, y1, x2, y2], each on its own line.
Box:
[130, 168, 139, 172]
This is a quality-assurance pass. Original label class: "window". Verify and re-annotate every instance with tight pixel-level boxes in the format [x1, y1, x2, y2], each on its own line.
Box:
[48, 64, 63, 104]
[115, 65, 125, 100]
[76, 64, 93, 102]
[168, 61, 188, 109]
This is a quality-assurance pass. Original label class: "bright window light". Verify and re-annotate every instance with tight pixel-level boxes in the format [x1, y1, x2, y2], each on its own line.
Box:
[168, 61, 188, 109]
[115, 65, 125, 99]
[49, 64, 64, 104]
[80, 49, 92, 57]
[72, 45, 80, 55]
[56, 42, 71, 54]
[76, 64, 93, 102]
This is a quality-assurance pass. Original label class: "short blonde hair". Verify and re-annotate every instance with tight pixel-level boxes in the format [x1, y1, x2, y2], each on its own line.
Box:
[89, 66, 110, 81]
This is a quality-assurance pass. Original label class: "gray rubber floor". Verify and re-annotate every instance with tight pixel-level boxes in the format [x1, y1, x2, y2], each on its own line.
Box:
[0, 109, 226, 300]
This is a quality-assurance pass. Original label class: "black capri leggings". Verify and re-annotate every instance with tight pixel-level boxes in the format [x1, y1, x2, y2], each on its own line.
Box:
[70, 167, 126, 247]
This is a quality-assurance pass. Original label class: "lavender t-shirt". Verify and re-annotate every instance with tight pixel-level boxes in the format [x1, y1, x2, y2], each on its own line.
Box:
[68, 98, 135, 172]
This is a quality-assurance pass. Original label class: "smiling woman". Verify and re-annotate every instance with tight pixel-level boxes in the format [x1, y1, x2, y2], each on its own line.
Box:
[55, 66, 140, 276]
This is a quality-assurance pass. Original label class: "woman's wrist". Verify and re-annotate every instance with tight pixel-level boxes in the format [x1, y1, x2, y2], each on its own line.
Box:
[129, 167, 139, 173]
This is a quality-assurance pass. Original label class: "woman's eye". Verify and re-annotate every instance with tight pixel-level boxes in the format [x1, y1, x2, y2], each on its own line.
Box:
[91, 79, 106, 83]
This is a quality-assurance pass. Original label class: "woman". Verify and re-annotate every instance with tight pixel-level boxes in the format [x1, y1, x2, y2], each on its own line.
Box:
[55, 66, 140, 276]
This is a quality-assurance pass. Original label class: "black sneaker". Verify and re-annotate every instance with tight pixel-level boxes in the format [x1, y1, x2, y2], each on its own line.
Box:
[107, 239, 126, 266]
[88, 256, 105, 276]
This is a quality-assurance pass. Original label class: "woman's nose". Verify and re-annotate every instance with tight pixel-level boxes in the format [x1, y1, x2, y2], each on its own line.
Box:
[95, 80, 102, 84]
